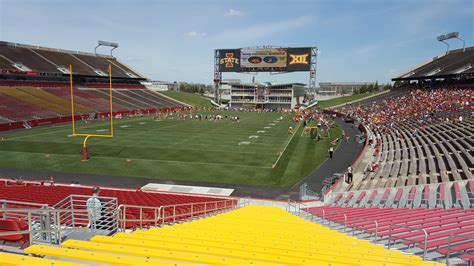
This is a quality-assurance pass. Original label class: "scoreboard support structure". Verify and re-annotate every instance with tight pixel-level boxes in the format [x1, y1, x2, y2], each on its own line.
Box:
[309, 47, 318, 94]
[213, 49, 222, 104]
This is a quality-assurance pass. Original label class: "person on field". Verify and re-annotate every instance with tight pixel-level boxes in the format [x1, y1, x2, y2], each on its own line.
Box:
[328, 146, 334, 159]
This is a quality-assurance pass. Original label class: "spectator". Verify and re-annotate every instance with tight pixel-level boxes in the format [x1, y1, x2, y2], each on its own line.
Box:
[86, 186, 102, 229]
[347, 166, 353, 183]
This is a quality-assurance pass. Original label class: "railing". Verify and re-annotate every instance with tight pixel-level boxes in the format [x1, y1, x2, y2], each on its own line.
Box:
[388, 224, 428, 260]
[117, 204, 162, 230]
[117, 198, 239, 231]
[445, 233, 474, 265]
[321, 173, 343, 201]
[286, 200, 305, 216]
[1, 200, 48, 220]
[53, 194, 118, 234]
[0, 208, 102, 246]
[300, 208, 379, 242]
[345, 215, 379, 243]
[160, 199, 238, 226]
[299, 183, 320, 201]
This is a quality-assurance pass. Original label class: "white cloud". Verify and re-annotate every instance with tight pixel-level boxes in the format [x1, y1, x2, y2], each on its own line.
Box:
[224, 9, 243, 17]
[185, 31, 207, 38]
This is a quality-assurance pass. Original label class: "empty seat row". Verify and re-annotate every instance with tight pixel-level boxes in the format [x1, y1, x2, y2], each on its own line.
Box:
[303, 205, 473, 263]
[330, 180, 474, 209]
[23, 206, 442, 265]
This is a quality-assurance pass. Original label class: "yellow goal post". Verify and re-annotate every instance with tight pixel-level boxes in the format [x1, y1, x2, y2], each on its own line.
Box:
[69, 64, 114, 160]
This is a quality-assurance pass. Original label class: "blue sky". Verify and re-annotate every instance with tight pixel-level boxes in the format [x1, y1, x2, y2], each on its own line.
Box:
[0, 0, 472, 85]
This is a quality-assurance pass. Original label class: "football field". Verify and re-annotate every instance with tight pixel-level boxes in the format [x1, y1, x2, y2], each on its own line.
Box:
[0, 111, 341, 187]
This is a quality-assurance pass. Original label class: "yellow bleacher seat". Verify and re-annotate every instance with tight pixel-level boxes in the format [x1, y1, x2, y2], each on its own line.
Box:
[0, 252, 84, 266]
[24, 245, 197, 266]
[22, 206, 445, 266]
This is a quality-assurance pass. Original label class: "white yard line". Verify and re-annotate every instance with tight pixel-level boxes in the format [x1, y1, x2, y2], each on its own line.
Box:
[272, 122, 302, 168]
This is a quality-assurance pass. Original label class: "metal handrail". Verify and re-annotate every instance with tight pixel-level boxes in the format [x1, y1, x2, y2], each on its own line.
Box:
[445, 233, 474, 265]
[388, 224, 428, 260]
[51, 194, 118, 233]
[117, 198, 238, 230]
[160, 199, 237, 226]
[117, 204, 163, 230]
[0, 208, 96, 246]
[162, 199, 238, 224]
[343, 214, 379, 243]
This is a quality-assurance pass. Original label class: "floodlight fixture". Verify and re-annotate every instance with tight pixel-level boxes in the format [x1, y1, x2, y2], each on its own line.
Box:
[95, 40, 119, 57]
[437, 32, 465, 53]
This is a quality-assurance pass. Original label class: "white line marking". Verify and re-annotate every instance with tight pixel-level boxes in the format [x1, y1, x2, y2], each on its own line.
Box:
[272, 122, 302, 168]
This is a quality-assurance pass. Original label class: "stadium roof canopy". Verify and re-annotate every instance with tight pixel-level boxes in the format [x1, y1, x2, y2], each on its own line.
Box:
[392, 46, 474, 82]
[0, 41, 145, 80]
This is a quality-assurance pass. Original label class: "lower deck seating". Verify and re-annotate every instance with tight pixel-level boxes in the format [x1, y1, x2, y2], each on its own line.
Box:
[0, 82, 185, 124]
[303, 205, 473, 263]
[0, 219, 29, 247]
[0, 180, 220, 208]
[0, 180, 227, 227]
[23, 206, 441, 265]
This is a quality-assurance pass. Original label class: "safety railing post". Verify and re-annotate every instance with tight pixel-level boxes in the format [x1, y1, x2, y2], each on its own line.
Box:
[204, 202, 207, 216]
[374, 221, 378, 244]
[173, 205, 176, 224]
[161, 206, 165, 227]
[446, 234, 452, 264]
[122, 205, 126, 231]
[388, 225, 392, 249]
[344, 214, 347, 233]
[139, 207, 143, 229]
[154, 208, 158, 227]
[27, 211, 32, 246]
[2, 201, 6, 219]
[422, 229, 428, 260]
[56, 211, 62, 244]
[71, 199, 75, 227]
[191, 203, 194, 219]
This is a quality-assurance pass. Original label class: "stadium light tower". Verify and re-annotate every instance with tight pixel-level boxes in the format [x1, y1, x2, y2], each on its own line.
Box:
[437, 32, 465, 53]
[95, 40, 119, 57]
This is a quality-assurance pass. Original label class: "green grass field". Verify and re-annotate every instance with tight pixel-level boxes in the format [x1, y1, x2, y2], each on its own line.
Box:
[160, 91, 214, 107]
[317, 90, 386, 109]
[0, 111, 341, 187]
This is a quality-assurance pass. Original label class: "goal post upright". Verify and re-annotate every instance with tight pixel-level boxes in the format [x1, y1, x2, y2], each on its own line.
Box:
[69, 64, 114, 161]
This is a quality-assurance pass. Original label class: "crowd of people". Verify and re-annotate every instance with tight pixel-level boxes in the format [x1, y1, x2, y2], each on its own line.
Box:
[337, 87, 472, 128]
